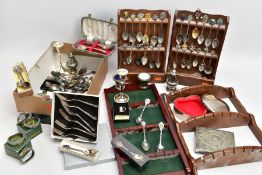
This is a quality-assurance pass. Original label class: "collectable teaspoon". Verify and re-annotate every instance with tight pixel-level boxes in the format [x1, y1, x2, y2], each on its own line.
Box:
[136, 98, 151, 124]
[192, 9, 201, 39]
[141, 121, 150, 152]
[212, 18, 223, 49]
[157, 122, 165, 152]
[136, 13, 144, 43]
[176, 14, 186, 49]
[122, 11, 129, 41]
[157, 12, 167, 47]
[197, 14, 209, 45]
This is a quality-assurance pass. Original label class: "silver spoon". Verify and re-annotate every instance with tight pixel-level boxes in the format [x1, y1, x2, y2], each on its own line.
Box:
[157, 12, 167, 47]
[150, 14, 158, 48]
[53, 128, 94, 141]
[77, 67, 87, 76]
[204, 19, 216, 52]
[212, 18, 223, 49]
[135, 46, 141, 65]
[142, 13, 151, 47]
[129, 13, 136, 46]
[204, 50, 215, 74]
[186, 46, 195, 69]
[121, 11, 129, 41]
[155, 47, 161, 69]
[59, 108, 95, 132]
[56, 93, 98, 108]
[192, 9, 201, 39]
[197, 14, 209, 45]
[122, 45, 127, 65]
[199, 52, 207, 72]
[55, 119, 96, 137]
[62, 145, 98, 157]
[61, 101, 97, 121]
[149, 48, 155, 69]
[182, 15, 193, 50]
[141, 50, 148, 66]
[136, 98, 150, 124]
[193, 48, 201, 67]
[172, 47, 179, 69]
[204, 57, 213, 75]
[59, 107, 96, 132]
[157, 122, 165, 152]
[141, 121, 150, 152]
[180, 50, 187, 69]
[127, 47, 133, 65]
[136, 13, 144, 43]
[176, 14, 186, 49]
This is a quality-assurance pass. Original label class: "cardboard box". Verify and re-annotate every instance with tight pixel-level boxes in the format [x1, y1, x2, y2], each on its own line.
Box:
[13, 42, 108, 115]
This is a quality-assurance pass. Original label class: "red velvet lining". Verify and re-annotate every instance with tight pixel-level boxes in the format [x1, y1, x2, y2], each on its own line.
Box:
[174, 95, 207, 117]
[74, 39, 113, 56]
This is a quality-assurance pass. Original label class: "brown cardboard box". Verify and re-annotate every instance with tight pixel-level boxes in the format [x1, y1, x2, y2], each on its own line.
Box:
[13, 42, 108, 116]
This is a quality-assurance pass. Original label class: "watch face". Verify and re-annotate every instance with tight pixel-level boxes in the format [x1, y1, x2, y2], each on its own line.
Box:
[23, 117, 40, 129]
[8, 133, 25, 146]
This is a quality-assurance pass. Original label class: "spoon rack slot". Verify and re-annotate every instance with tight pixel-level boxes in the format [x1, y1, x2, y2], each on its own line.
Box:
[119, 17, 169, 24]
[118, 9, 171, 83]
[167, 9, 229, 86]
[118, 46, 165, 52]
[175, 19, 226, 30]
[172, 47, 218, 59]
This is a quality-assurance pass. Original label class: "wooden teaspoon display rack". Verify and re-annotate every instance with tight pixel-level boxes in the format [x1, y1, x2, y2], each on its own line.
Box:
[118, 9, 171, 83]
[167, 9, 229, 86]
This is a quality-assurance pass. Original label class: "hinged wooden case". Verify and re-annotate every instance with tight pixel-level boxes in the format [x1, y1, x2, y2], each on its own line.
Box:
[167, 9, 229, 86]
[162, 85, 262, 175]
[73, 14, 118, 58]
[117, 9, 171, 83]
[104, 84, 193, 175]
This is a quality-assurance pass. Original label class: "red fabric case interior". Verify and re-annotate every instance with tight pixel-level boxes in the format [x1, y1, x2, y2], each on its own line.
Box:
[75, 39, 113, 56]
[174, 95, 207, 117]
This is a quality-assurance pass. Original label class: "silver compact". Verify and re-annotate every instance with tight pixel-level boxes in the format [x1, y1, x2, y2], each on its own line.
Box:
[195, 126, 235, 154]
[137, 72, 151, 89]
[201, 94, 230, 112]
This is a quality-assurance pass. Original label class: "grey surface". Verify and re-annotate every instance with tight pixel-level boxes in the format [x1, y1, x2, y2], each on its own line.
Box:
[63, 123, 115, 170]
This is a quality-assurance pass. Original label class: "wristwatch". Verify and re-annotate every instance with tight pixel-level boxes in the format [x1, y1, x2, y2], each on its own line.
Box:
[7, 133, 25, 146]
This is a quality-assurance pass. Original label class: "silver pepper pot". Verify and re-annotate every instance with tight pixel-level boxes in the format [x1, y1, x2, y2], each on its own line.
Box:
[66, 52, 78, 72]
[166, 69, 178, 92]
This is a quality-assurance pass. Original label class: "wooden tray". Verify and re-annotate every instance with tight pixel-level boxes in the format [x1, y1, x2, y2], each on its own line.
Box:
[104, 84, 193, 175]
[162, 85, 262, 175]
[167, 9, 229, 86]
[118, 9, 171, 83]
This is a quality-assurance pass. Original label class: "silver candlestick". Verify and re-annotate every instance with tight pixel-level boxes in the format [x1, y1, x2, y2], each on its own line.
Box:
[114, 69, 129, 103]
[52, 41, 64, 72]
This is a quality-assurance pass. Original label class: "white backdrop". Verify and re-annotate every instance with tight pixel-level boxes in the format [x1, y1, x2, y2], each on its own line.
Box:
[0, 0, 262, 175]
